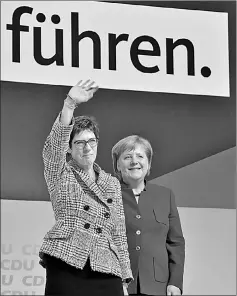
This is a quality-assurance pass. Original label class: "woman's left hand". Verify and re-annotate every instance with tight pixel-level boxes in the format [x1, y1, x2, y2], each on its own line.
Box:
[167, 285, 181, 295]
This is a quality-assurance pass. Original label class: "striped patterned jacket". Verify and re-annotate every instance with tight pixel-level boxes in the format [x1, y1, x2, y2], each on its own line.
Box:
[39, 113, 133, 283]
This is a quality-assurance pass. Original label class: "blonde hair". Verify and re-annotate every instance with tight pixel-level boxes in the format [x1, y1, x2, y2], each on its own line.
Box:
[111, 135, 153, 182]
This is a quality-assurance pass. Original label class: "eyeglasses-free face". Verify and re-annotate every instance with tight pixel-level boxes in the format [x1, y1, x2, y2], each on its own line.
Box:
[117, 144, 150, 184]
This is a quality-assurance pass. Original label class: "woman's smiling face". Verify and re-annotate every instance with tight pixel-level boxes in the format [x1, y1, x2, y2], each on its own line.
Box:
[117, 144, 150, 184]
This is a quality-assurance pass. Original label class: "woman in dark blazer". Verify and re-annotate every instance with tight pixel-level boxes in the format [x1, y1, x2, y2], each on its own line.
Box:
[112, 135, 185, 296]
[39, 80, 132, 296]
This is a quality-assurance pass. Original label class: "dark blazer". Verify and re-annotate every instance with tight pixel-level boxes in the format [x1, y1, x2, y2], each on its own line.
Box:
[121, 182, 185, 295]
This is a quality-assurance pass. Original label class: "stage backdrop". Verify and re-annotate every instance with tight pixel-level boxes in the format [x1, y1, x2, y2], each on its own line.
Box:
[1, 1, 236, 295]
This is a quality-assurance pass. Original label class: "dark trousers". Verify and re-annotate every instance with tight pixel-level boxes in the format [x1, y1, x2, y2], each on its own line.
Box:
[43, 254, 123, 296]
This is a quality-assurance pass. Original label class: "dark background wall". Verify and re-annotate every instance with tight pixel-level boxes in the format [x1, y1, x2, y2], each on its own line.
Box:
[1, 1, 236, 202]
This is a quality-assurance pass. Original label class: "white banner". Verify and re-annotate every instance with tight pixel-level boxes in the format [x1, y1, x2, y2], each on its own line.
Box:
[1, 1, 229, 96]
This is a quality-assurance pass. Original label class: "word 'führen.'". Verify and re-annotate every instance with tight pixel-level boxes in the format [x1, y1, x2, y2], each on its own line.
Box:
[6, 6, 211, 77]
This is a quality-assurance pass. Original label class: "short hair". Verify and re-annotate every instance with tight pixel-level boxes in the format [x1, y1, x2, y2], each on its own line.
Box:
[69, 115, 99, 148]
[111, 135, 153, 182]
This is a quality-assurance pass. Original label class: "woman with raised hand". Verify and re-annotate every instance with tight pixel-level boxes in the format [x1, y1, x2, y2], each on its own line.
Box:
[112, 135, 185, 296]
[39, 80, 133, 296]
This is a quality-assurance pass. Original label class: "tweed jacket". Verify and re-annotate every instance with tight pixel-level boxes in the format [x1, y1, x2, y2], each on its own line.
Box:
[39, 113, 133, 283]
[121, 182, 185, 295]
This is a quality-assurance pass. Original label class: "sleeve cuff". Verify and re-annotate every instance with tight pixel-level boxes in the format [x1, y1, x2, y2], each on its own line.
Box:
[121, 261, 134, 284]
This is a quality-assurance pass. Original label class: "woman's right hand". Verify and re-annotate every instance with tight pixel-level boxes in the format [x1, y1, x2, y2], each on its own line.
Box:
[123, 284, 129, 295]
[68, 79, 99, 104]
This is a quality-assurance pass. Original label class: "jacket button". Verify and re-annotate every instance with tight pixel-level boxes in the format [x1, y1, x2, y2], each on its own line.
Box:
[136, 246, 140, 251]
[96, 227, 102, 234]
[136, 230, 141, 235]
[84, 205, 90, 211]
[136, 215, 141, 219]
[104, 212, 110, 219]
[84, 223, 90, 229]
[107, 198, 113, 204]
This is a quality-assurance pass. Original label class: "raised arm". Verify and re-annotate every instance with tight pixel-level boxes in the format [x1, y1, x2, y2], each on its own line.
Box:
[61, 79, 98, 125]
[43, 79, 98, 193]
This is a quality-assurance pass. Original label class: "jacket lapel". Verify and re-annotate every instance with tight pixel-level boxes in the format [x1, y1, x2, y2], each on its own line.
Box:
[68, 159, 110, 207]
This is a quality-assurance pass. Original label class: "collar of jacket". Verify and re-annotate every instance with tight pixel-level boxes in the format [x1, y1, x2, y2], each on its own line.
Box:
[120, 179, 147, 192]
[68, 159, 112, 207]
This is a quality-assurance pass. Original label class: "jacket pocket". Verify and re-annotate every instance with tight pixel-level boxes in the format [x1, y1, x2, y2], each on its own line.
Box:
[44, 220, 75, 239]
[108, 239, 120, 261]
[153, 257, 169, 283]
[153, 209, 169, 227]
